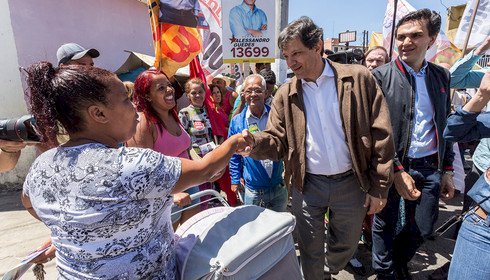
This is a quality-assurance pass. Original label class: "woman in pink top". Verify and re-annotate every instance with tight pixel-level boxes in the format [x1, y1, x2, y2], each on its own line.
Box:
[127, 69, 200, 227]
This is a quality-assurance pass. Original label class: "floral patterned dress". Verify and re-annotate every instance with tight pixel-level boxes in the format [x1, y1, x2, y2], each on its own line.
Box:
[23, 143, 181, 279]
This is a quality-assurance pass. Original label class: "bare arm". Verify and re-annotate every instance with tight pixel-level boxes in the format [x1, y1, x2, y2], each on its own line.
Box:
[21, 193, 57, 264]
[126, 115, 155, 149]
[463, 71, 490, 113]
[0, 140, 26, 173]
[231, 94, 246, 119]
[247, 29, 263, 37]
[21, 192, 41, 221]
[229, 91, 239, 108]
[475, 36, 490, 56]
[173, 133, 251, 193]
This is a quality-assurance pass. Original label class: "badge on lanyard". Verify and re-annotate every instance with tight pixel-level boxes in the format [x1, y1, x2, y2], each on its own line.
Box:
[193, 121, 205, 131]
[248, 123, 260, 134]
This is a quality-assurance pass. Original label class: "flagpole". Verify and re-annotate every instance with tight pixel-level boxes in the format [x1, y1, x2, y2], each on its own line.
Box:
[389, 0, 398, 60]
[462, 0, 481, 55]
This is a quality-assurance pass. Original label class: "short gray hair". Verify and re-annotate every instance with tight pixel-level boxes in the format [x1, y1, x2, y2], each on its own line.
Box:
[278, 16, 323, 50]
[243, 74, 266, 89]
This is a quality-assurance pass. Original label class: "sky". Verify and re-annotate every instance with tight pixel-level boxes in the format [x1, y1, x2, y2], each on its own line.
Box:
[288, 0, 468, 44]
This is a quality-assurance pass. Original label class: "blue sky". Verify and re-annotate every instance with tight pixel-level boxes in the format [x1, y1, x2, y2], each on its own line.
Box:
[288, 0, 467, 44]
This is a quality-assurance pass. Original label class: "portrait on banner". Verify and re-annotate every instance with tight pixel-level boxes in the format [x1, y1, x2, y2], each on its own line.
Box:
[221, 0, 276, 63]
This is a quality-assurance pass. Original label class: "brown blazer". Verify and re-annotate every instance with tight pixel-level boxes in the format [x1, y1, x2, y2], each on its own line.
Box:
[250, 60, 395, 198]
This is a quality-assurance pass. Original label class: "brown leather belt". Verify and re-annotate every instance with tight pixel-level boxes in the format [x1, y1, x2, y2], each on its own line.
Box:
[475, 205, 488, 220]
[325, 169, 354, 180]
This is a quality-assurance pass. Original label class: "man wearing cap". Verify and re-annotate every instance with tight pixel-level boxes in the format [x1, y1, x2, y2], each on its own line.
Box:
[41, 43, 99, 148]
[57, 43, 100, 66]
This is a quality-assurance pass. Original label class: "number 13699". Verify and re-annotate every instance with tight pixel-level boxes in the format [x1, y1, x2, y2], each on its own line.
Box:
[231, 47, 270, 58]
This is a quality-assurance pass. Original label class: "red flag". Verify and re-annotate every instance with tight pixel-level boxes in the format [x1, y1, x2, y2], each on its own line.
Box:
[189, 57, 228, 138]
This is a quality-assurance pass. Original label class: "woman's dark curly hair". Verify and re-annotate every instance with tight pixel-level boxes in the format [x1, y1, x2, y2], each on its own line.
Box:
[133, 69, 179, 129]
[26, 61, 115, 147]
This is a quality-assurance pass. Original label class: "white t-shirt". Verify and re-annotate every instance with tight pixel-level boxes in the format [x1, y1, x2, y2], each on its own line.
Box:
[23, 143, 181, 279]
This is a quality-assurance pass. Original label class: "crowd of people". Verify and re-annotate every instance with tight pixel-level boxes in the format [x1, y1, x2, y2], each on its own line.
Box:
[0, 6, 489, 280]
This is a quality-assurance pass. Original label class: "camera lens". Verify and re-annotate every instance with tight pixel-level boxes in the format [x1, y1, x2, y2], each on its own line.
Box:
[0, 115, 40, 142]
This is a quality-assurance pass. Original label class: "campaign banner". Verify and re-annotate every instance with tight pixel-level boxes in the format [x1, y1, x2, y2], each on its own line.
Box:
[221, 0, 276, 63]
[454, 0, 490, 51]
[382, 0, 416, 58]
[198, 0, 225, 81]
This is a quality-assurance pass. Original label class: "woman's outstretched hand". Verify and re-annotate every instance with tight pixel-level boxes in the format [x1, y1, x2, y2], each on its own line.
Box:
[234, 130, 255, 156]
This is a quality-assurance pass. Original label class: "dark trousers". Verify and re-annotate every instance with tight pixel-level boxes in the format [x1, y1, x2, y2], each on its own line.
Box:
[372, 155, 441, 277]
[292, 173, 367, 280]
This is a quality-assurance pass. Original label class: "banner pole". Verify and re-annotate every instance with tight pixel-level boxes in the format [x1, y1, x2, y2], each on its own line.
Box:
[389, 0, 398, 61]
[462, 0, 481, 55]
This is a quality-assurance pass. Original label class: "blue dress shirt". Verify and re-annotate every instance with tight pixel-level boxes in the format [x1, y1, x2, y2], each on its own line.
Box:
[445, 108, 490, 212]
[450, 49, 487, 89]
[229, 2, 267, 37]
[400, 60, 438, 158]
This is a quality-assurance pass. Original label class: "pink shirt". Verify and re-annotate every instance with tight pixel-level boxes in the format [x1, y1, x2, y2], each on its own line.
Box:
[154, 124, 191, 159]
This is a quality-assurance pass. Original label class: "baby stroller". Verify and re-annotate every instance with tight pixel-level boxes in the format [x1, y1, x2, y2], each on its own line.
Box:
[174, 190, 301, 280]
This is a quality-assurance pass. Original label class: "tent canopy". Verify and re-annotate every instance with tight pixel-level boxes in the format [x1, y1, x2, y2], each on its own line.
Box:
[115, 50, 190, 76]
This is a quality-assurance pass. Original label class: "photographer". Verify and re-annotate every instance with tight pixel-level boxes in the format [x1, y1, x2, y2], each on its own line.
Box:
[0, 139, 26, 173]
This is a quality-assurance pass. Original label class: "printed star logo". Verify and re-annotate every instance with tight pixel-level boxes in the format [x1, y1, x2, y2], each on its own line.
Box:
[229, 37, 237, 43]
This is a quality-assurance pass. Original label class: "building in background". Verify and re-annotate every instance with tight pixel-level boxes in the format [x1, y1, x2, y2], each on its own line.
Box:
[0, 0, 153, 186]
[324, 37, 364, 53]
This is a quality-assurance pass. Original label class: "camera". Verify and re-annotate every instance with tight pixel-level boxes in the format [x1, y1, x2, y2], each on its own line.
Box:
[0, 115, 40, 142]
[327, 48, 364, 64]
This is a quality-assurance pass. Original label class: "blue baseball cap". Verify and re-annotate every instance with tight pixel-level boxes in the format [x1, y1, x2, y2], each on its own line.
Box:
[56, 43, 100, 65]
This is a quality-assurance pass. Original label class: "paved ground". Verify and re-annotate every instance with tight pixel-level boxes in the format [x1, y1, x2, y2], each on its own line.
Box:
[335, 196, 461, 280]
[0, 189, 462, 280]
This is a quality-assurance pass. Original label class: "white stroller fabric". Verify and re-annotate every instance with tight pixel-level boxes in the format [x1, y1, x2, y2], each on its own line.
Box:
[175, 205, 301, 280]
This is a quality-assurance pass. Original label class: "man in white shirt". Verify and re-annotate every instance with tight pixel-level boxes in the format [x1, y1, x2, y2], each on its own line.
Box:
[243, 17, 395, 279]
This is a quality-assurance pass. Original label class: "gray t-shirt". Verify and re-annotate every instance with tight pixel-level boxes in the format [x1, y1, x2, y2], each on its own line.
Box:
[23, 143, 181, 279]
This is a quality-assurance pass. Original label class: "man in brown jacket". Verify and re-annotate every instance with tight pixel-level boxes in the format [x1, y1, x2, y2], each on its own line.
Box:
[243, 17, 395, 279]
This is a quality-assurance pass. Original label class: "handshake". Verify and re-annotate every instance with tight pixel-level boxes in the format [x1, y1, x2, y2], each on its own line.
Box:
[233, 129, 256, 157]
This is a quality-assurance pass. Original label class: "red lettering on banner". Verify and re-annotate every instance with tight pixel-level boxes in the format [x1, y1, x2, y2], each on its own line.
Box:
[199, 0, 222, 26]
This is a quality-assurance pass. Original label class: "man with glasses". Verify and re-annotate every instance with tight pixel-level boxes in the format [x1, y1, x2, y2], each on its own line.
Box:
[232, 68, 278, 117]
[228, 74, 287, 211]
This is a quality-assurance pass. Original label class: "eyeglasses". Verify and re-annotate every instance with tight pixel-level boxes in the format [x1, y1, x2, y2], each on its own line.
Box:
[244, 88, 264, 94]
